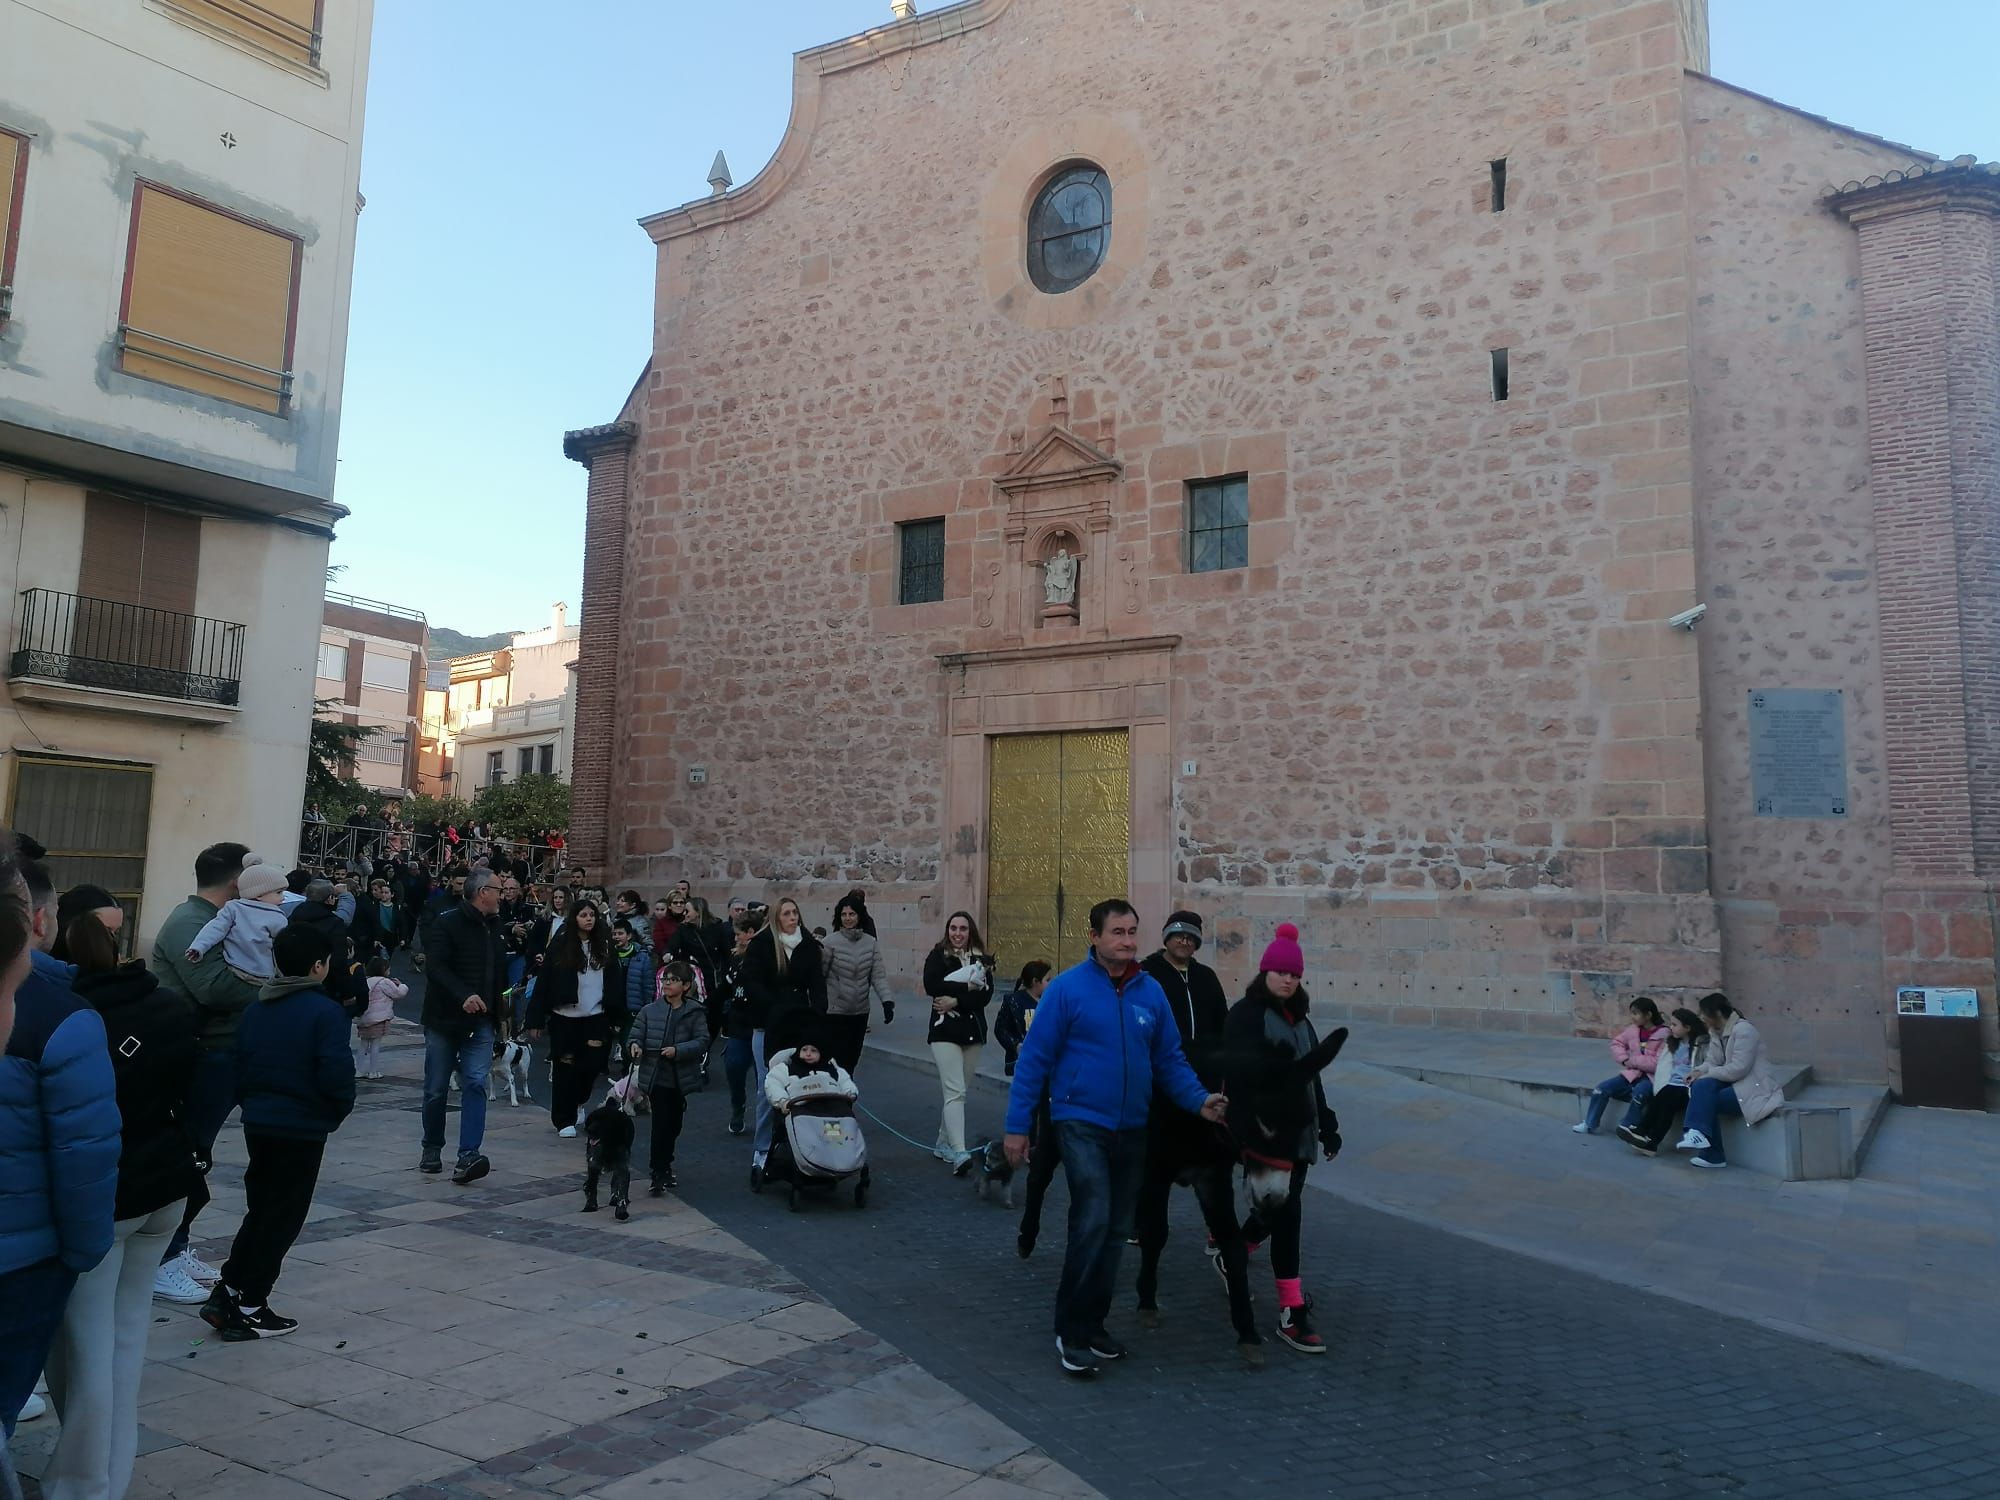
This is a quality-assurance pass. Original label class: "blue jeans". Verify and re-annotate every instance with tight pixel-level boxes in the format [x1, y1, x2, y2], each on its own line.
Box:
[1684, 1079, 1741, 1163]
[0, 1258, 76, 1438]
[752, 1032, 773, 1155]
[165, 1046, 238, 1261]
[1051, 1121, 1147, 1344]
[725, 1036, 754, 1121]
[423, 1024, 493, 1159]
[1583, 1074, 1653, 1132]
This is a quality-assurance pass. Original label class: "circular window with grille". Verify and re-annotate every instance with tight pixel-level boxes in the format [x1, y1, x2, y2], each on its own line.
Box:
[1026, 164, 1112, 295]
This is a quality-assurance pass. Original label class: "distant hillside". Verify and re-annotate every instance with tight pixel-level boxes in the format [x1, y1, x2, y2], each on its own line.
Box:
[428, 626, 515, 661]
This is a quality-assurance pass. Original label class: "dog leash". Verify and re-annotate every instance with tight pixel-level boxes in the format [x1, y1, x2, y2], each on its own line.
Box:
[855, 1102, 948, 1155]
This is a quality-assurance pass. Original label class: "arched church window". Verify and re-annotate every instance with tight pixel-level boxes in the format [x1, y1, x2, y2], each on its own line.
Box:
[1027, 164, 1112, 294]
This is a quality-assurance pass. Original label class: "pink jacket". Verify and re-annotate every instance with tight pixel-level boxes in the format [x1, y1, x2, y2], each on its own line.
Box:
[1610, 1023, 1668, 1083]
[361, 975, 407, 1028]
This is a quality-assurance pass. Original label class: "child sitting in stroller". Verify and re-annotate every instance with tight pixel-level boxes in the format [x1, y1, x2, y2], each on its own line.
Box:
[756, 1034, 869, 1207]
[764, 1038, 858, 1112]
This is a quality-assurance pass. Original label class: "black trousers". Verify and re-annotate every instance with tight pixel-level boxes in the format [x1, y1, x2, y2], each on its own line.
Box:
[1629, 1082, 1690, 1148]
[648, 1085, 687, 1174]
[220, 1132, 325, 1306]
[549, 1012, 611, 1128]
[822, 1013, 868, 1075]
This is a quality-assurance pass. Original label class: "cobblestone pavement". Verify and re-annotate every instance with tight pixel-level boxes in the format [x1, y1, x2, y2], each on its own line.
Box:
[668, 1046, 2000, 1500]
[8, 1025, 1099, 1500]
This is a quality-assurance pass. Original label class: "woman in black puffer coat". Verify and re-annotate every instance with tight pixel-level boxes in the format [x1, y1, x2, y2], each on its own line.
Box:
[43, 915, 205, 1500]
[742, 897, 824, 1178]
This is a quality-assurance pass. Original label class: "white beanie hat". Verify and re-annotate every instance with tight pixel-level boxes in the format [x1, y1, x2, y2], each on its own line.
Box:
[238, 863, 289, 901]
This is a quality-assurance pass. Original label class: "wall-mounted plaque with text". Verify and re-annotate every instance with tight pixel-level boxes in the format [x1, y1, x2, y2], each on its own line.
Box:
[1749, 688, 1848, 818]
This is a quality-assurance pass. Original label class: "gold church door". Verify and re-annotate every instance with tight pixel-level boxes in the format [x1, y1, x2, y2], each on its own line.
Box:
[986, 730, 1130, 977]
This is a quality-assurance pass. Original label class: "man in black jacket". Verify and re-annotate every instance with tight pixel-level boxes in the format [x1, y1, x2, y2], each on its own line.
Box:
[288, 881, 368, 1015]
[1134, 911, 1231, 1268]
[419, 870, 505, 1184]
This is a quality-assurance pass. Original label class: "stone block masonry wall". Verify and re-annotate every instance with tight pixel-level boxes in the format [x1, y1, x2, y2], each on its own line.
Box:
[1683, 80, 1925, 1081]
[600, 0, 1734, 1037]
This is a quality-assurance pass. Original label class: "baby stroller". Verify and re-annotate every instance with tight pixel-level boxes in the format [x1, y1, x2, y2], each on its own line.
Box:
[757, 1094, 871, 1211]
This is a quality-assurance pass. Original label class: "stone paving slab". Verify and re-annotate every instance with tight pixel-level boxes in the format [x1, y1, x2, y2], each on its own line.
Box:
[6, 1024, 1099, 1500]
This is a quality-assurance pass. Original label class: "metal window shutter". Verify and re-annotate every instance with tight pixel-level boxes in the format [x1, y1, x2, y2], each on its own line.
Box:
[123, 186, 294, 412]
[0, 131, 20, 290]
[138, 505, 200, 617]
[78, 494, 149, 605]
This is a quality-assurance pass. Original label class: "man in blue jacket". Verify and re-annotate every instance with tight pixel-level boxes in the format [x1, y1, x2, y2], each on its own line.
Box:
[200, 924, 355, 1342]
[0, 850, 119, 1435]
[1004, 898, 1225, 1379]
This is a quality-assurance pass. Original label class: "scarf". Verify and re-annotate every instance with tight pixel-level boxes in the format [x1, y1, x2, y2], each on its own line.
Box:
[778, 928, 803, 954]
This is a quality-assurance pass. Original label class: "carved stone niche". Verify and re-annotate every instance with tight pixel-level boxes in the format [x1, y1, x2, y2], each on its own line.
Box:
[994, 425, 1121, 641]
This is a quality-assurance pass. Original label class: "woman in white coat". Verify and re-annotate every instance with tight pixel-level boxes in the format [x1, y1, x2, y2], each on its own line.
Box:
[1677, 993, 1783, 1169]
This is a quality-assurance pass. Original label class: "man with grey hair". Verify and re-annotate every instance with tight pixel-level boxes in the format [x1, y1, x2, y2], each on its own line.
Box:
[420, 867, 506, 1183]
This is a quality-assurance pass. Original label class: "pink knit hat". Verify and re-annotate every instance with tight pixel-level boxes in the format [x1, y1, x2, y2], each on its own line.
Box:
[1258, 923, 1304, 977]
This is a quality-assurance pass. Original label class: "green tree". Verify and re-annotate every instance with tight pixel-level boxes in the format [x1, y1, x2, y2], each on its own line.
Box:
[304, 699, 376, 823]
[401, 791, 472, 837]
[471, 774, 571, 839]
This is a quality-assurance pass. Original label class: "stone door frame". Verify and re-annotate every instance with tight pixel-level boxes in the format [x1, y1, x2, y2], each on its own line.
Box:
[938, 635, 1179, 945]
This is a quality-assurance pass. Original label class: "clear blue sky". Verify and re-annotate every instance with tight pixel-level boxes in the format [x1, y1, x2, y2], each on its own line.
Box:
[327, 1, 2000, 636]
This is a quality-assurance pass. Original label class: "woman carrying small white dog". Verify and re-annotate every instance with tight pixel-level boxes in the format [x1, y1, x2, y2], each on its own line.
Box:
[1223, 924, 1341, 1356]
[922, 911, 992, 1168]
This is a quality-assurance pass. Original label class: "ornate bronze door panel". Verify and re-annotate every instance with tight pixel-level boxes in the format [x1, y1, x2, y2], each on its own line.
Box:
[986, 729, 1130, 976]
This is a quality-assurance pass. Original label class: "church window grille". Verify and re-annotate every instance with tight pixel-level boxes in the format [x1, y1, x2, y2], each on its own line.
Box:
[898, 518, 946, 604]
[1027, 164, 1112, 294]
[1187, 476, 1249, 574]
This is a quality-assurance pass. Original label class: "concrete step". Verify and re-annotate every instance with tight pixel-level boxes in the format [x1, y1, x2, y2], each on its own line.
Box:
[1375, 1060, 1882, 1180]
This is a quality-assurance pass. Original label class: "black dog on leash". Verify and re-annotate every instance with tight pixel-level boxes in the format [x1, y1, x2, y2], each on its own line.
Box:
[583, 1095, 635, 1222]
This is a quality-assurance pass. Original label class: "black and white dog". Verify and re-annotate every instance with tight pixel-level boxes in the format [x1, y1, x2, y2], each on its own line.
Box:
[496, 1037, 534, 1107]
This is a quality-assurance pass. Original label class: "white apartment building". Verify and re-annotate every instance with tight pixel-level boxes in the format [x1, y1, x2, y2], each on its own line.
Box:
[0, 0, 374, 941]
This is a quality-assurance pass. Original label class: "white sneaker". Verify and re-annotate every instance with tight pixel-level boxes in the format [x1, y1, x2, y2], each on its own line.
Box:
[179, 1248, 221, 1287]
[1690, 1156, 1727, 1169]
[1674, 1129, 1711, 1152]
[1570, 1122, 1593, 1134]
[16, 1393, 46, 1422]
[557, 1125, 577, 1139]
[154, 1260, 208, 1303]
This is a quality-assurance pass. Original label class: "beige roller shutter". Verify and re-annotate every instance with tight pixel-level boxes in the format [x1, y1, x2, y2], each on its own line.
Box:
[121, 184, 297, 414]
[179, 0, 320, 67]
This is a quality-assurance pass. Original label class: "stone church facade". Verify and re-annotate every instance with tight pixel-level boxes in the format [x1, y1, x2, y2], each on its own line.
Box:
[568, 0, 1999, 1095]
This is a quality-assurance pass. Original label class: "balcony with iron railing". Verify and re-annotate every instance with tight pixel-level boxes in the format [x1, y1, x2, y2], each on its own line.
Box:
[8, 589, 246, 724]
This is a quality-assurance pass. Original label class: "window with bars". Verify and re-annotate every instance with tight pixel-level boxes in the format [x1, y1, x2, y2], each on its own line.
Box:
[118, 182, 300, 415]
[1186, 476, 1249, 573]
[7, 755, 153, 949]
[898, 518, 945, 605]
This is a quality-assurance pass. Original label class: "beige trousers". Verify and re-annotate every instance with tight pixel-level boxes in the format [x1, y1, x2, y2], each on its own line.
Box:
[929, 1041, 982, 1155]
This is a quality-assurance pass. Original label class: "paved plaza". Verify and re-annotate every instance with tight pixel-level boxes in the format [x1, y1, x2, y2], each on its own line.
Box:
[11, 1017, 2000, 1500]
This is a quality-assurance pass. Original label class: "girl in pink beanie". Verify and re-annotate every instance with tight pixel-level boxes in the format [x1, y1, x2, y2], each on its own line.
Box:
[1221, 923, 1342, 1355]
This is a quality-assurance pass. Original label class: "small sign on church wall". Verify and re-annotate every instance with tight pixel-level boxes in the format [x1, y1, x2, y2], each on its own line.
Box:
[1748, 688, 1848, 818]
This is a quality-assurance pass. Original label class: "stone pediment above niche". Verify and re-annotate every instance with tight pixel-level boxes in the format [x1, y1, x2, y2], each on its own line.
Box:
[995, 426, 1121, 498]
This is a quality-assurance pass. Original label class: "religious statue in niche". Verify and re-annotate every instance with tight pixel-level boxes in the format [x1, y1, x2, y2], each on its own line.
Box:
[1040, 544, 1080, 623]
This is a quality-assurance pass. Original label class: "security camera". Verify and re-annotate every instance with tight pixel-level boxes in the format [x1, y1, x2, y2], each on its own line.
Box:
[1667, 603, 1707, 631]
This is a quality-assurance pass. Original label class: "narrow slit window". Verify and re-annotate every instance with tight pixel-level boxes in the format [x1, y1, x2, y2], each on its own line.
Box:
[1490, 347, 1510, 403]
[1490, 158, 1507, 213]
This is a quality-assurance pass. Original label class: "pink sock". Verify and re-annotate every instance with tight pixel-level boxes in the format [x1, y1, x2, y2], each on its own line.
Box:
[1276, 1277, 1304, 1310]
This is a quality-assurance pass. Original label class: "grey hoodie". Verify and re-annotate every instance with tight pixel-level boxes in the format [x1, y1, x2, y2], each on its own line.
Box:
[823, 928, 888, 1018]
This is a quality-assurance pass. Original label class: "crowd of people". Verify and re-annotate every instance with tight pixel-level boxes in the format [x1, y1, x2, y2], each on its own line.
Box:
[0, 807, 1795, 1493]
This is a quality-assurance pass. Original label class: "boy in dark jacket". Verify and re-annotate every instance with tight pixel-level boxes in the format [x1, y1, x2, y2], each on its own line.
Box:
[201, 925, 355, 1342]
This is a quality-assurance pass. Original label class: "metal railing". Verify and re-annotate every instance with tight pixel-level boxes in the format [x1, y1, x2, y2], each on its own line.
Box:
[299, 820, 570, 879]
[10, 589, 245, 706]
[325, 590, 427, 623]
[117, 325, 293, 412]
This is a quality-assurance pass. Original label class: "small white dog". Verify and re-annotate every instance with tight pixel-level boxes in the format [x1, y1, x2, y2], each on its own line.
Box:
[497, 1038, 534, 1106]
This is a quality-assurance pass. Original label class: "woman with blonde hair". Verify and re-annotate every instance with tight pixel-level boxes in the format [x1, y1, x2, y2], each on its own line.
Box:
[741, 897, 826, 1185]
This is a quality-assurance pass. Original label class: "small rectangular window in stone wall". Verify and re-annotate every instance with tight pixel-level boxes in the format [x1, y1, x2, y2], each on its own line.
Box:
[1187, 476, 1249, 573]
[898, 517, 945, 605]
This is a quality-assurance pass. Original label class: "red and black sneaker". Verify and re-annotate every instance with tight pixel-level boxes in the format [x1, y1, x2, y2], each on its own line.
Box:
[1275, 1297, 1326, 1355]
